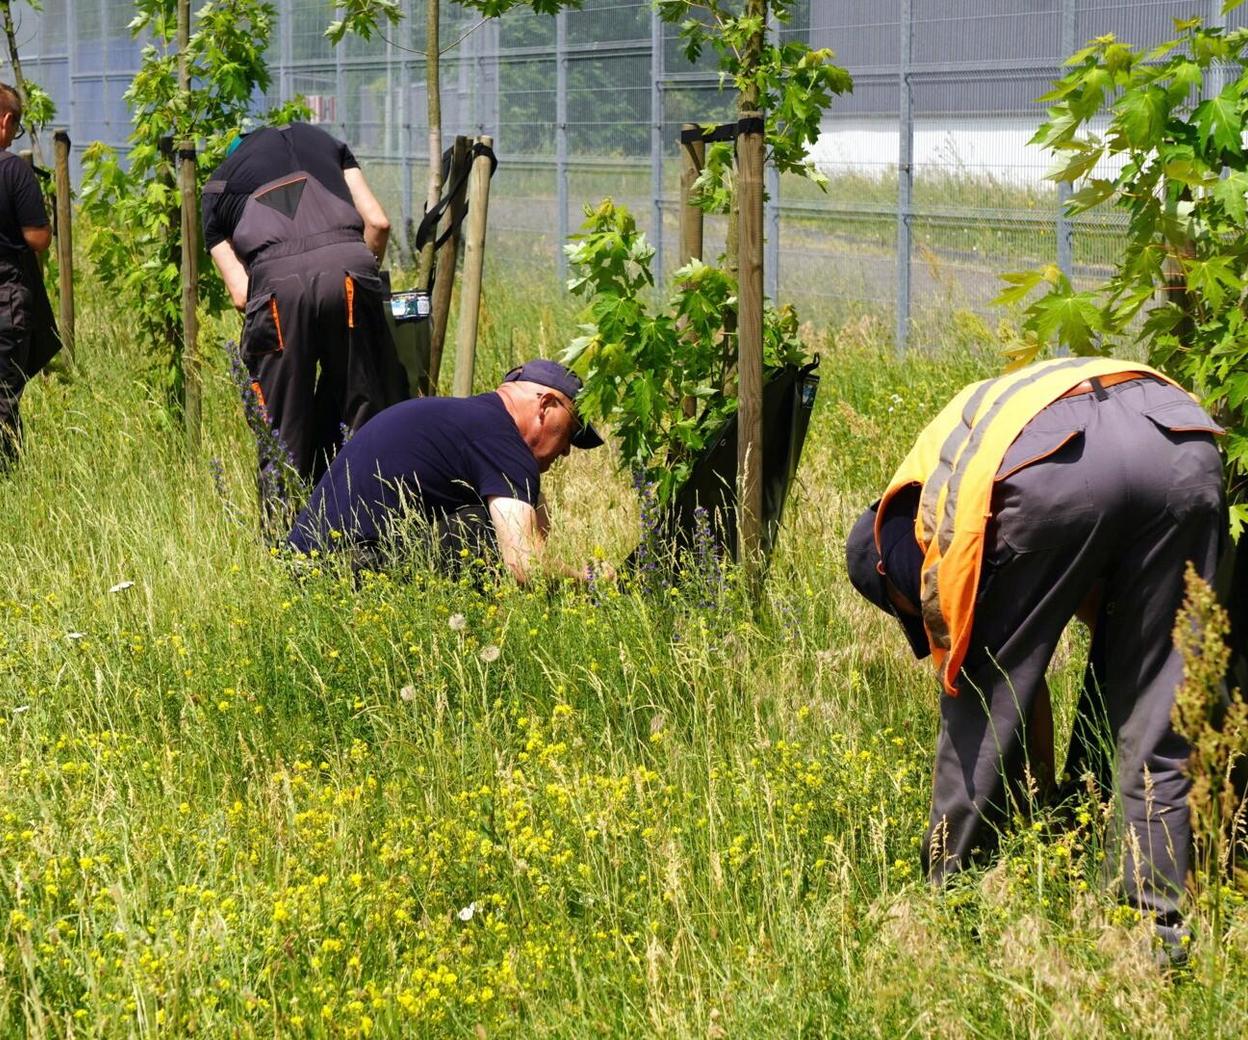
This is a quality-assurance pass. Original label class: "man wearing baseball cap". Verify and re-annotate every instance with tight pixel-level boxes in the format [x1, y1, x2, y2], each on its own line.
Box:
[288, 358, 604, 582]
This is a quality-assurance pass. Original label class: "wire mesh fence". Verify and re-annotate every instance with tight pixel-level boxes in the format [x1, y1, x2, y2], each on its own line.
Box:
[6, 0, 1241, 345]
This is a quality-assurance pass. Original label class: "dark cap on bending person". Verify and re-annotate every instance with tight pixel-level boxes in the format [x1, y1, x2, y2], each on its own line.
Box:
[845, 492, 931, 660]
[503, 359, 604, 450]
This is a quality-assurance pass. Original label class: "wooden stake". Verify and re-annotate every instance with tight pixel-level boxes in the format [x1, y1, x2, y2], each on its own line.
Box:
[736, 113, 765, 583]
[679, 124, 704, 266]
[52, 130, 72, 361]
[452, 136, 493, 398]
[427, 134, 470, 394]
[179, 141, 201, 451]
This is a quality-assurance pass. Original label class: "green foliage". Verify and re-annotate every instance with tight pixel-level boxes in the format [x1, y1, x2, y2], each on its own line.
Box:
[997, 14, 1248, 532]
[561, 199, 807, 503]
[658, 0, 852, 209]
[20, 80, 55, 136]
[326, 0, 582, 45]
[78, 0, 305, 413]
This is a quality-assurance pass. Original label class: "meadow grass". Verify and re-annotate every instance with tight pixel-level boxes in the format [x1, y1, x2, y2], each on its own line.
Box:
[0, 269, 1244, 1038]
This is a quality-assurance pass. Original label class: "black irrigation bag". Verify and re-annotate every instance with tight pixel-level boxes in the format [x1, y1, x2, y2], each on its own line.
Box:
[625, 359, 820, 571]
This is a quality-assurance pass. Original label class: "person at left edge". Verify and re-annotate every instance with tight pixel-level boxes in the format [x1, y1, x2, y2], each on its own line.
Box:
[0, 82, 60, 471]
[201, 121, 408, 484]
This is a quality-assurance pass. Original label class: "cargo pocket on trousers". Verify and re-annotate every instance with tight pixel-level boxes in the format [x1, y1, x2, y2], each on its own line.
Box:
[990, 424, 1095, 555]
[1142, 398, 1224, 439]
[343, 269, 385, 332]
[241, 292, 284, 359]
[1144, 399, 1227, 524]
[0, 282, 30, 337]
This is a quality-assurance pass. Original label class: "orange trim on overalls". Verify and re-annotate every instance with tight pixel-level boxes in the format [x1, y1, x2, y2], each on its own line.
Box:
[344, 275, 355, 329]
[269, 297, 285, 352]
[251, 380, 270, 423]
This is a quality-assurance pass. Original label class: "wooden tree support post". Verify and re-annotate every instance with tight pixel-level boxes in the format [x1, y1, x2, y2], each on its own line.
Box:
[679, 124, 705, 266]
[427, 134, 470, 394]
[453, 135, 493, 398]
[179, 141, 201, 451]
[52, 130, 73, 361]
[736, 113, 765, 587]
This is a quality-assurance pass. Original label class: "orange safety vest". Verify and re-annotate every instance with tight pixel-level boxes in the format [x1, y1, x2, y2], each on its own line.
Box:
[877, 356, 1181, 695]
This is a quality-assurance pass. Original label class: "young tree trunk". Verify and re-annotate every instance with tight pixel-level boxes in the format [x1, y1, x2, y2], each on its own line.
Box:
[735, 0, 767, 590]
[416, 0, 443, 292]
[0, 0, 42, 164]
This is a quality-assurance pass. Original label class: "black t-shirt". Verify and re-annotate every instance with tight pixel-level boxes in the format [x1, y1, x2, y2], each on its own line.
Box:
[289, 392, 541, 552]
[0, 150, 48, 258]
[201, 123, 360, 250]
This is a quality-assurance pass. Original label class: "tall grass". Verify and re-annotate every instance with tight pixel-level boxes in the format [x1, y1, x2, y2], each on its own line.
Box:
[0, 270, 1243, 1037]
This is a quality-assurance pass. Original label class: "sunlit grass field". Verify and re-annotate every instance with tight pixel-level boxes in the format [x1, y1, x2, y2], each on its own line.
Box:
[0, 269, 1245, 1038]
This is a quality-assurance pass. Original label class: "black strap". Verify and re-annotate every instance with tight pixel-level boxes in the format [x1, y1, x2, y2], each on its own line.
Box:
[1089, 375, 1108, 401]
[414, 141, 499, 254]
[680, 117, 765, 145]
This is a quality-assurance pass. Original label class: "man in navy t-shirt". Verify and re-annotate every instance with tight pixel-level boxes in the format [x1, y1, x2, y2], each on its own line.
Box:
[289, 359, 604, 583]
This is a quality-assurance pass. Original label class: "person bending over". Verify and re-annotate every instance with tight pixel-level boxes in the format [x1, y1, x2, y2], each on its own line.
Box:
[202, 121, 407, 484]
[846, 356, 1227, 964]
[289, 359, 605, 583]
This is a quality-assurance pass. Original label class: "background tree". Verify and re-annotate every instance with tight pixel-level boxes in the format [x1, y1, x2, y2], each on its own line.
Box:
[0, 0, 55, 163]
[998, 2, 1248, 533]
[563, 1, 849, 512]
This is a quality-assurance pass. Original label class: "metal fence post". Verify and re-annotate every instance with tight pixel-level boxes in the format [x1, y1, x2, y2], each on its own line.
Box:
[67, 0, 78, 177]
[764, 9, 780, 300]
[335, 16, 346, 138]
[896, 0, 913, 354]
[1056, 0, 1076, 290]
[279, 0, 291, 102]
[650, 6, 664, 287]
[556, 11, 569, 283]
[1207, 1, 1228, 95]
[399, 0, 412, 260]
[98, 0, 110, 142]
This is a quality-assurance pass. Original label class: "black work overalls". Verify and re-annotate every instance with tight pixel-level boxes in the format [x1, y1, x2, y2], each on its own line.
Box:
[211, 134, 407, 483]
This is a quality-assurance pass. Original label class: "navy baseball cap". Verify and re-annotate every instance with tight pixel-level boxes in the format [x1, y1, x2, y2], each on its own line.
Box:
[504, 359, 604, 449]
[845, 493, 931, 660]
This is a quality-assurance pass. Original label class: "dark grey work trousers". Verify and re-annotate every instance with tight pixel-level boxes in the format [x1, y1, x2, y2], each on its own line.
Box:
[923, 377, 1226, 924]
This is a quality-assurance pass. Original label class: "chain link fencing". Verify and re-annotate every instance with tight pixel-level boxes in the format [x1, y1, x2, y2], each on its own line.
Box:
[8, 0, 1241, 345]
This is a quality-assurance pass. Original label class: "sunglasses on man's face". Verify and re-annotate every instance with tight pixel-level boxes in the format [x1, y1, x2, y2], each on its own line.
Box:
[538, 390, 583, 436]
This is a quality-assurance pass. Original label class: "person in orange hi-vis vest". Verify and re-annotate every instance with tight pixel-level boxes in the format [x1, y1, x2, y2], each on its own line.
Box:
[846, 356, 1227, 965]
